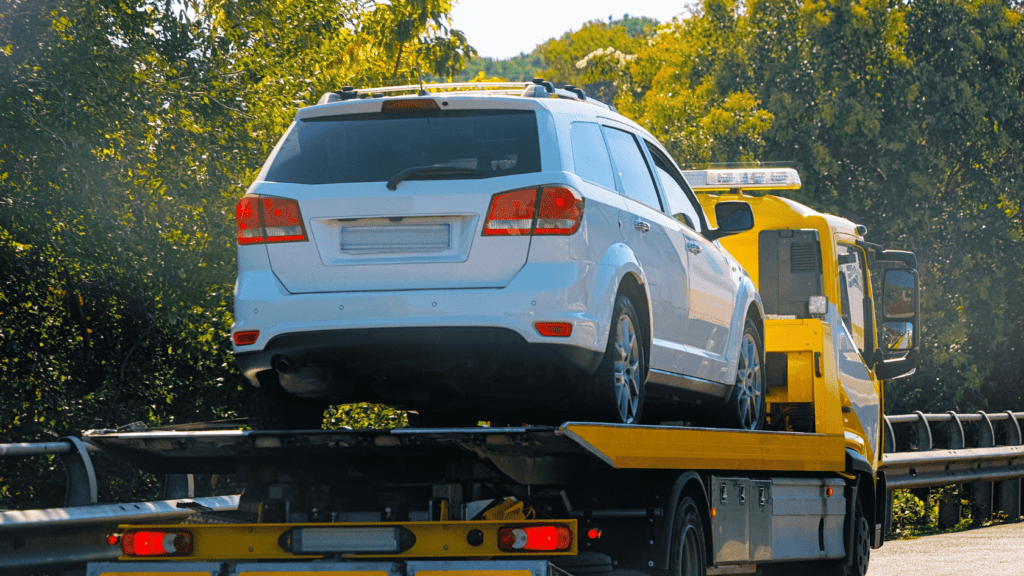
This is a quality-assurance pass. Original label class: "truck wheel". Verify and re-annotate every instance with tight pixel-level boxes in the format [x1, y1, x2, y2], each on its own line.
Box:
[671, 496, 707, 576]
[723, 319, 765, 430]
[247, 371, 325, 430]
[586, 295, 645, 424]
[843, 501, 870, 576]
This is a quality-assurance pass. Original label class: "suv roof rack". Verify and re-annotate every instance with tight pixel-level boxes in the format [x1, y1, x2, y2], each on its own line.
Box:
[317, 79, 612, 110]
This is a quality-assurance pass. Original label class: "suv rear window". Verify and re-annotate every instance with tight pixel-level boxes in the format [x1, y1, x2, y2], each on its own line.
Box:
[264, 110, 542, 185]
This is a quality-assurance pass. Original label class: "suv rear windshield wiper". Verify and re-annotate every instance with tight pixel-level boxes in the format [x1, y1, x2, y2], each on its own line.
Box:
[386, 165, 487, 190]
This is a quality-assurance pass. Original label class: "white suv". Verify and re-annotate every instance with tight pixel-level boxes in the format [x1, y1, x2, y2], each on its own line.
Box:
[231, 81, 764, 430]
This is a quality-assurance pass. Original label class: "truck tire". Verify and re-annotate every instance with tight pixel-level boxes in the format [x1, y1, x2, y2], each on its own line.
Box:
[842, 500, 870, 576]
[585, 295, 645, 424]
[247, 371, 325, 430]
[670, 496, 707, 576]
[722, 319, 765, 430]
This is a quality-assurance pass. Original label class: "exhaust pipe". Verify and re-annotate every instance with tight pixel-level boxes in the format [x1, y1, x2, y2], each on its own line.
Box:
[273, 356, 292, 374]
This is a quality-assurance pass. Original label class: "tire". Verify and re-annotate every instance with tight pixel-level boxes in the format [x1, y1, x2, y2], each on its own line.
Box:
[247, 371, 326, 431]
[723, 319, 765, 430]
[842, 500, 871, 576]
[585, 295, 645, 424]
[670, 496, 707, 576]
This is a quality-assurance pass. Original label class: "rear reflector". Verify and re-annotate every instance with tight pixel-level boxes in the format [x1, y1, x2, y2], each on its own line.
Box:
[536, 322, 573, 337]
[233, 330, 260, 346]
[121, 530, 193, 557]
[483, 186, 583, 237]
[282, 526, 417, 554]
[235, 195, 308, 245]
[497, 525, 573, 552]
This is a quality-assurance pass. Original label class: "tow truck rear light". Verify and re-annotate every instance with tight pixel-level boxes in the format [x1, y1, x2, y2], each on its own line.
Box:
[497, 525, 573, 552]
[235, 195, 308, 245]
[119, 530, 193, 557]
[483, 186, 583, 236]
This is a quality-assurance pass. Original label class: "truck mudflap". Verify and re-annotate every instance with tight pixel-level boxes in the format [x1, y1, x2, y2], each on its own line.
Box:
[88, 559, 572, 576]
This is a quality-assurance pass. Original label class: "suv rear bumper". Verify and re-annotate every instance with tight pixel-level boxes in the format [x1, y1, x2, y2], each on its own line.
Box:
[234, 327, 603, 414]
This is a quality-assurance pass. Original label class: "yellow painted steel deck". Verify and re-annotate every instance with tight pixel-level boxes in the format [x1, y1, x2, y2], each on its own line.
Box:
[562, 424, 844, 472]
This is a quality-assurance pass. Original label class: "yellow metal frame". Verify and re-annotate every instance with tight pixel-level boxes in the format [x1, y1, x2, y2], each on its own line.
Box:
[115, 520, 577, 561]
[563, 423, 844, 472]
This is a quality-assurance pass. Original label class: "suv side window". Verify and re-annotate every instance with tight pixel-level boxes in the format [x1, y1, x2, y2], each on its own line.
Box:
[644, 141, 703, 233]
[569, 122, 616, 190]
[601, 126, 663, 211]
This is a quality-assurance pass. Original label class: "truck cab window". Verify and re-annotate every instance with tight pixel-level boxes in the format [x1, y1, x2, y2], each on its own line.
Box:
[837, 244, 867, 351]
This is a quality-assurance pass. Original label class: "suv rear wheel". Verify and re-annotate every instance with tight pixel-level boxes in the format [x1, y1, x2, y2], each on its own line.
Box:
[585, 295, 645, 424]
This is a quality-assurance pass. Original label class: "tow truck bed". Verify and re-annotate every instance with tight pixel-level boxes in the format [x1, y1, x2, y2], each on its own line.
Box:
[83, 423, 844, 478]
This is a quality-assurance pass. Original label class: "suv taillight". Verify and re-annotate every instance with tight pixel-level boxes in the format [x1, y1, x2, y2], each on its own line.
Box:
[235, 195, 308, 245]
[483, 187, 584, 237]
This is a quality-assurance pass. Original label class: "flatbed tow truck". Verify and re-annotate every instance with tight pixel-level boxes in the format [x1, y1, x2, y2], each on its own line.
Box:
[83, 168, 921, 576]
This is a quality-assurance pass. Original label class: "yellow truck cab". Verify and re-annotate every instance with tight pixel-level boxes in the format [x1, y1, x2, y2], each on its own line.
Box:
[691, 167, 920, 492]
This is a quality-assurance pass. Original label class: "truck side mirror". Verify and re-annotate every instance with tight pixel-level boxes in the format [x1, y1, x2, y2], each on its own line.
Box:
[875, 267, 920, 379]
[706, 201, 754, 240]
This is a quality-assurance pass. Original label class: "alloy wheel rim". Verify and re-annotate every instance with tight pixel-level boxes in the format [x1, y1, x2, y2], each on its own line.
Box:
[613, 313, 641, 424]
[735, 332, 763, 429]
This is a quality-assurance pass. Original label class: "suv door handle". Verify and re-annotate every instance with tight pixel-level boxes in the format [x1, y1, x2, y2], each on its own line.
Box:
[633, 220, 651, 234]
[687, 241, 702, 254]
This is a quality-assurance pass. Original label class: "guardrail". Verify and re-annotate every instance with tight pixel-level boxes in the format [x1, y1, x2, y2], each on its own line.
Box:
[0, 438, 239, 575]
[880, 411, 1024, 530]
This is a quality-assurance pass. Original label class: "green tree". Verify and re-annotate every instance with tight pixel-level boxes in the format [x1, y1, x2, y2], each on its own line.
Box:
[0, 0, 472, 509]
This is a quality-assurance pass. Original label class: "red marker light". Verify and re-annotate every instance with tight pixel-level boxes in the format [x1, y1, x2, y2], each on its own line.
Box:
[106, 533, 120, 546]
[587, 528, 602, 540]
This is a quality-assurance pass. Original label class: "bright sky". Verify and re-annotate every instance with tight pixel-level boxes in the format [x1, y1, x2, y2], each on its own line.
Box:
[449, 0, 689, 59]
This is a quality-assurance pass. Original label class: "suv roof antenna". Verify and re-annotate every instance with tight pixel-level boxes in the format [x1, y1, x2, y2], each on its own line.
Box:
[417, 69, 427, 96]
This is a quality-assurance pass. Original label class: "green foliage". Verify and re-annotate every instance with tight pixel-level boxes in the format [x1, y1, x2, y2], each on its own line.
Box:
[535, 15, 659, 104]
[889, 487, 974, 538]
[0, 0, 472, 509]
[325, 403, 409, 430]
[614, 0, 1024, 414]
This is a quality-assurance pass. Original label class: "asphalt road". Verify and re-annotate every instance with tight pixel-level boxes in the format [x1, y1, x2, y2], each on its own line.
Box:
[870, 522, 1024, 576]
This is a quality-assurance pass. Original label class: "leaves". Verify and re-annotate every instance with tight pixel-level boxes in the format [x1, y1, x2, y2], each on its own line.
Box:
[0, 0, 472, 509]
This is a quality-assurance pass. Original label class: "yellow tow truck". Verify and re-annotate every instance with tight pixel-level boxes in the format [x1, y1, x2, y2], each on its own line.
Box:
[84, 168, 919, 576]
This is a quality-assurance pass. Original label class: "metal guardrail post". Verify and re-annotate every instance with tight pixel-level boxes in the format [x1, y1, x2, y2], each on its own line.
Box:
[59, 437, 98, 507]
[971, 411, 996, 523]
[911, 410, 933, 451]
[996, 411, 1022, 520]
[937, 411, 965, 529]
[163, 474, 195, 500]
